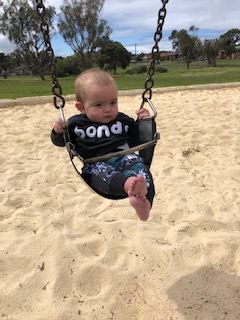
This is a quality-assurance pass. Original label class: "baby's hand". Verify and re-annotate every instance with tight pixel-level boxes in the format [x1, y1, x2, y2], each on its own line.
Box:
[53, 118, 69, 134]
[136, 108, 150, 119]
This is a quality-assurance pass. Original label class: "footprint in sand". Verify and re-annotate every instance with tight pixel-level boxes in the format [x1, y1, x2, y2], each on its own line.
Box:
[77, 238, 106, 259]
[76, 264, 109, 297]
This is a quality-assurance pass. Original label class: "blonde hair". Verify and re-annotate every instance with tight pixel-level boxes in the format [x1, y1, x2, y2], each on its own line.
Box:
[75, 69, 117, 103]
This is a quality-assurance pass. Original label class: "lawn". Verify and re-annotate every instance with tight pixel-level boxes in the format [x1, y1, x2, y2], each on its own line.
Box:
[0, 59, 240, 99]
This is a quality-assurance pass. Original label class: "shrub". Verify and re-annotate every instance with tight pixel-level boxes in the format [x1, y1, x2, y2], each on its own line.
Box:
[155, 66, 168, 73]
[126, 65, 148, 75]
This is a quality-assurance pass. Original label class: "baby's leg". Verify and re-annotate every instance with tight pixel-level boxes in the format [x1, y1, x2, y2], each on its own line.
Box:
[124, 176, 151, 221]
[82, 161, 128, 198]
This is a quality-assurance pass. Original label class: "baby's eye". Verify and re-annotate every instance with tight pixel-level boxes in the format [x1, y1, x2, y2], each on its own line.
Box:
[111, 100, 117, 106]
[94, 103, 102, 107]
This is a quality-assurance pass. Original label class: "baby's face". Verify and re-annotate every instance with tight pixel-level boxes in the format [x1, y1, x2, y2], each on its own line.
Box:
[81, 83, 118, 124]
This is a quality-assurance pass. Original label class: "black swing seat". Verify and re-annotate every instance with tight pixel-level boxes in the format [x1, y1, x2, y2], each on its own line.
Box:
[66, 115, 159, 200]
[137, 116, 159, 167]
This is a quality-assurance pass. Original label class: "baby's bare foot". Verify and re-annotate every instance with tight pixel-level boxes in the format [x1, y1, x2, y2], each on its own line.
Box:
[124, 176, 150, 221]
[128, 175, 147, 198]
[129, 194, 150, 221]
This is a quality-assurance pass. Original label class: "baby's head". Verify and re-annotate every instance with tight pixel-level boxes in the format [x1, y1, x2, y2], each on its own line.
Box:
[75, 69, 117, 104]
[74, 69, 119, 124]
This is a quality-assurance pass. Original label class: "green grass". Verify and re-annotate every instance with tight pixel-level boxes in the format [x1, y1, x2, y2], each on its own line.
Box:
[1, 59, 240, 99]
[0, 75, 76, 100]
[115, 59, 240, 90]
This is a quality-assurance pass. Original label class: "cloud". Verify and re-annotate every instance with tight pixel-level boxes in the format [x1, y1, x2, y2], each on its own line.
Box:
[0, 0, 239, 55]
[166, 0, 239, 31]
[101, 0, 240, 52]
[0, 35, 15, 54]
[102, 0, 239, 32]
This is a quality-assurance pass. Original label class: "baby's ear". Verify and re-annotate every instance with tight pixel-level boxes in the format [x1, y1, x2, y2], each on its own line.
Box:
[76, 102, 85, 112]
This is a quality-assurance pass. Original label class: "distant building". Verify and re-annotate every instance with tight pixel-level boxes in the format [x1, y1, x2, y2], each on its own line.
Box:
[141, 51, 179, 62]
[217, 50, 227, 59]
[159, 51, 180, 61]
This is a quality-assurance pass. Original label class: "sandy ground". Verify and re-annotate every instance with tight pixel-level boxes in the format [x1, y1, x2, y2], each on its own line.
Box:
[0, 84, 240, 320]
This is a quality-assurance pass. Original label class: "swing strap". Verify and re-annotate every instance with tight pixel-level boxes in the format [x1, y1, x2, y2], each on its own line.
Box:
[82, 140, 157, 164]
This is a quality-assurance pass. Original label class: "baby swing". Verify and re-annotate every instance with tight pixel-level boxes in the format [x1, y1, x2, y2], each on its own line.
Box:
[36, 0, 169, 199]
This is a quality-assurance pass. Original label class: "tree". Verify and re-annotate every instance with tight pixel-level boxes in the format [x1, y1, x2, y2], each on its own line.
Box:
[0, 53, 10, 78]
[220, 29, 240, 58]
[189, 25, 199, 35]
[202, 39, 221, 67]
[97, 41, 131, 74]
[169, 29, 200, 69]
[7, 50, 31, 75]
[56, 55, 82, 77]
[58, 0, 112, 69]
[0, 0, 55, 79]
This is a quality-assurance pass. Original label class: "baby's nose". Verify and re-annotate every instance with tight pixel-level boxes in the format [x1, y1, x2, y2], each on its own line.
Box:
[103, 104, 112, 111]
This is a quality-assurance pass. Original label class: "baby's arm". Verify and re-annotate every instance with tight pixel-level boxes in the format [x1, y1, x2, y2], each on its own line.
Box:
[51, 117, 69, 147]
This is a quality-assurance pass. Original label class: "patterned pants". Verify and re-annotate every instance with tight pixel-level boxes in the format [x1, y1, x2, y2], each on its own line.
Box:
[82, 153, 155, 205]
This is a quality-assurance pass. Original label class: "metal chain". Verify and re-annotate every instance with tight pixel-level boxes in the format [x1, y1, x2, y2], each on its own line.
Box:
[36, 0, 65, 110]
[141, 0, 169, 105]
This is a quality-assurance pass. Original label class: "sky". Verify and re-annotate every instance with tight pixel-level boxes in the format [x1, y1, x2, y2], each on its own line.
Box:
[0, 0, 239, 56]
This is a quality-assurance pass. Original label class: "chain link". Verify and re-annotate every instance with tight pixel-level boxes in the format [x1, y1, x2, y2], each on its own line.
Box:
[142, 0, 169, 104]
[36, 0, 65, 109]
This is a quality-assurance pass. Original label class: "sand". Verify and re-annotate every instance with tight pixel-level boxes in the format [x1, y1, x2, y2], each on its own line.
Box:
[0, 84, 240, 320]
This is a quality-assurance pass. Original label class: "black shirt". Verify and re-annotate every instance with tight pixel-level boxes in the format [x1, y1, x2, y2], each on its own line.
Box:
[51, 112, 136, 159]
